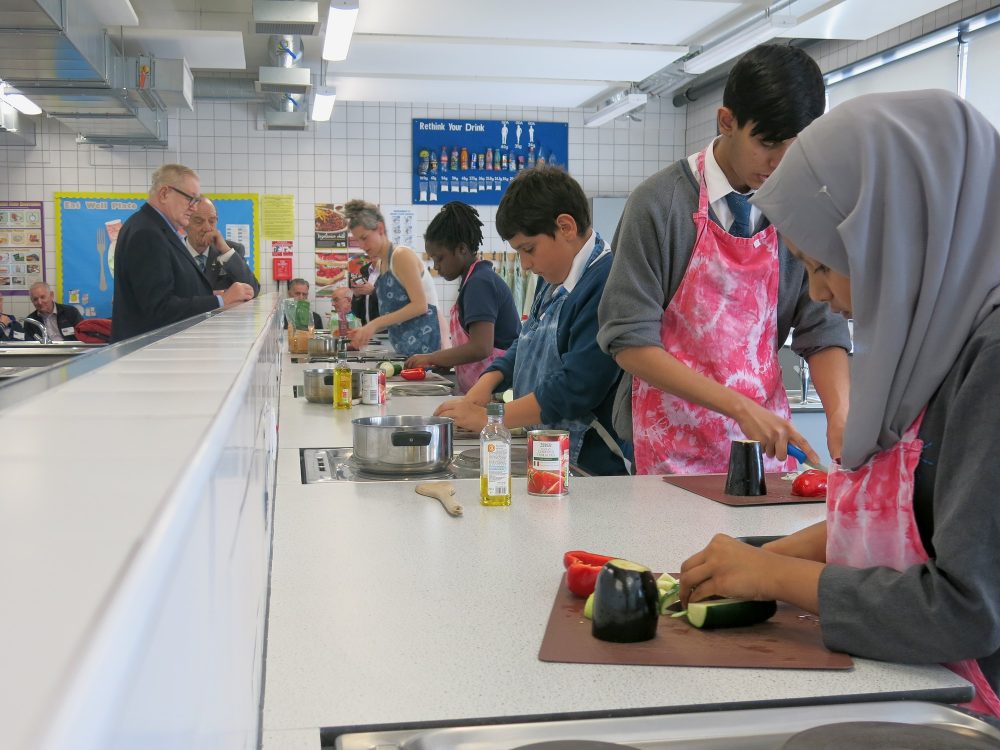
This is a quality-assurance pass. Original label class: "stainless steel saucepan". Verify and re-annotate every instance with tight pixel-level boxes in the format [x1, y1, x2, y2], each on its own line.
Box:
[352, 415, 453, 475]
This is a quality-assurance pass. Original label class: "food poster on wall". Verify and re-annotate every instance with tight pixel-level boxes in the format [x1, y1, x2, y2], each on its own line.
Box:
[55, 193, 260, 318]
[0, 202, 45, 294]
[314, 203, 366, 297]
[411, 118, 569, 206]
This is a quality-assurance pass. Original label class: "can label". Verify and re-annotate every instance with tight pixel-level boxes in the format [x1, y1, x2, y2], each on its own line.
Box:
[527, 430, 570, 496]
[361, 370, 385, 404]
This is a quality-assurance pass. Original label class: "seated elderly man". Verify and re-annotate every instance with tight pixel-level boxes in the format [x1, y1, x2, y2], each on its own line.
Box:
[25, 282, 82, 341]
[285, 278, 323, 329]
[331, 285, 358, 335]
[0, 294, 25, 341]
[185, 198, 260, 296]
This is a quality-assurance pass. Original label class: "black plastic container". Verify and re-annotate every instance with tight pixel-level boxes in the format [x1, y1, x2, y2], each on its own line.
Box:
[725, 439, 767, 496]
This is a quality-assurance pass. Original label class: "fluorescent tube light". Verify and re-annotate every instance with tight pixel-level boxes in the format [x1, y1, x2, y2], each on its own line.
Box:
[323, 0, 359, 62]
[683, 15, 798, 75]
[584, 92, 647, 128]
[0, 82, 42, 116]
[311, 86, 337, 121]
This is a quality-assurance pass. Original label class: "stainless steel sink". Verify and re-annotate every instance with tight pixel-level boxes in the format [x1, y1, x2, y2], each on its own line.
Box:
[0, 342, 104, 367]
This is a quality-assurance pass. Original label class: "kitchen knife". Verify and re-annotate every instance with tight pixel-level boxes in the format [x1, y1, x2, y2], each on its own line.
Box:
[787, 444, 829, 473]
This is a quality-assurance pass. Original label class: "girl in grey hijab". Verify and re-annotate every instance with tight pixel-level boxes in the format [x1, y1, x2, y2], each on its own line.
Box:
[753, 88, 1000, 470]
[678, 90, 1000, 710]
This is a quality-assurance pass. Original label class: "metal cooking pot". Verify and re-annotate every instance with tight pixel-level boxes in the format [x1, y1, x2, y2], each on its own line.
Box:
[302, 366, 364, 403]
[352, 415, 453, 475]
[308, 333, 341, 356]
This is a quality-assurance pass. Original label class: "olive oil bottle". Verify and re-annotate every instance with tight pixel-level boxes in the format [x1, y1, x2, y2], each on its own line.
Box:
[333, 337, 352, 410]
[480, 402, 512, 506]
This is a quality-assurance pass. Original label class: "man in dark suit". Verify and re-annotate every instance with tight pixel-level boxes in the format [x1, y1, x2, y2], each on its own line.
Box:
[185, 198, 261, 296]
[26, 281, 82, 341]
[111, 164, 254, 342]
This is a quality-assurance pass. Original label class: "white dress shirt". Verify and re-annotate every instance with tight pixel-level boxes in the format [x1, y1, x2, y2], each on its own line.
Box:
[688, 137, 763, 235]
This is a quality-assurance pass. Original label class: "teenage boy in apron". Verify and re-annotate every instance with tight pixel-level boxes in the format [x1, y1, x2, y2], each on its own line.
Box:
[597, 44, 851, 475]
[436, 166, 628, 476]
[681, 90, 1000, 716]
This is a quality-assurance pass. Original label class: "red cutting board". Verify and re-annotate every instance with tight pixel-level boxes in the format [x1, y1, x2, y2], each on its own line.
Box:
[539, 574, 852, 670]
[662, 473, 826, 507]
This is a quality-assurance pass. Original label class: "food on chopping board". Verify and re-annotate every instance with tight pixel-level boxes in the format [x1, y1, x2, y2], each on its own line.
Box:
[724, 439, 767, 496]
[563, 550, 615, 597]
[583, 571, 681, 620]
[591, 559, 660, 643]
[791, 469, 828, 497]
[656, 572, 681, 615]
[378, 361, 403, 377]
[672, 598, 777, 629]
[400, 368, 427, 381]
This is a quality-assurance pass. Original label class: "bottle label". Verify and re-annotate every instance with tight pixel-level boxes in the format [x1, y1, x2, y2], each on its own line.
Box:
[481, 440, 510, 496]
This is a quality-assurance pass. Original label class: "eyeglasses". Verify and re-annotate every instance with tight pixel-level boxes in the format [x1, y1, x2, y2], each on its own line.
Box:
[167, 185, 203, 207]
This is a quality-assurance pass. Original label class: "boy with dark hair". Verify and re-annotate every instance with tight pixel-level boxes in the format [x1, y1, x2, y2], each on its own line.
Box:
[437, 166, 628, 475]
[597, 43, 851, 476]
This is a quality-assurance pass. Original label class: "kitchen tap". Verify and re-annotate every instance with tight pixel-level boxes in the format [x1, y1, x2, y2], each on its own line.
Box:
[22, 317, 50, 344]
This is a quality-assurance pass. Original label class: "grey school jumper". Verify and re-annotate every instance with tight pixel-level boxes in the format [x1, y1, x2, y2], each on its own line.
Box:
[819, 307, 1000, 692]
[597, 159, 851, 442]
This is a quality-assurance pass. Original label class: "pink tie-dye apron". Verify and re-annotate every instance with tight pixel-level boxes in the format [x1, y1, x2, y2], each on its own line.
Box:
[632, 149, 794, 475]
[449, 261, 507, 395]
[826, 411, 1000, 716]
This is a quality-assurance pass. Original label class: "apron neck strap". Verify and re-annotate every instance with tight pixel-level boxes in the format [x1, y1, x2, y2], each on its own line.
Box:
[695, 148, 711, 215]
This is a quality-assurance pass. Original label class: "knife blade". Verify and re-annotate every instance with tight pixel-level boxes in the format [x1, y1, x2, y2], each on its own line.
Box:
[787, 444, 829, 474]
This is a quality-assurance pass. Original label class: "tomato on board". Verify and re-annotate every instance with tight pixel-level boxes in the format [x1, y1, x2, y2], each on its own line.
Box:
[791, 469, 828, 497]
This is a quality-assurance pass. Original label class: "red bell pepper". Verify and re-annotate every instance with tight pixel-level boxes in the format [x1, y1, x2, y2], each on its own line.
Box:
[400, 368, 427, 381]
[563, 550, 616, 598]
[791, 469, 828, 497]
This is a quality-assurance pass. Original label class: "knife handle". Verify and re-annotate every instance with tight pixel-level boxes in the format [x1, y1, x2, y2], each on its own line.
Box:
[736, 535, 785, 548]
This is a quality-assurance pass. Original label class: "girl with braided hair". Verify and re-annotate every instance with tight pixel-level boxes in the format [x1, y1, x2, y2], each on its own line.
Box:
[405, 201, 521, 394]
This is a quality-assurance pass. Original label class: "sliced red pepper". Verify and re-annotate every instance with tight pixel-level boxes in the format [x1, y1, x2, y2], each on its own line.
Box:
[563, 550, 616, 598]
[791, 469, 828, 497]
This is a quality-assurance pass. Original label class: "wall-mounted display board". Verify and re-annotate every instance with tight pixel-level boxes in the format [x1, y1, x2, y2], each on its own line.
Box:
[54, 193, 259, 318]
[0, 202, 44, 295]
[411, 118, 568, 206]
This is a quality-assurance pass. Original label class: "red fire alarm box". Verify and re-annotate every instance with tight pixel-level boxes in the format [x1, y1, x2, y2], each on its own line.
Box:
[272, 255, 293, 281]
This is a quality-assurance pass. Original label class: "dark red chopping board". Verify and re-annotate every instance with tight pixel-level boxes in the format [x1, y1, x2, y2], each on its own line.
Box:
[662, 472, 826, 506]
[539, 574, 852, 670]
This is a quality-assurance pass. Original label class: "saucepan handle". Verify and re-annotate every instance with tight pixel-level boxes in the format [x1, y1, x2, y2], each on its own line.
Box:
[391, 430, 433, 447]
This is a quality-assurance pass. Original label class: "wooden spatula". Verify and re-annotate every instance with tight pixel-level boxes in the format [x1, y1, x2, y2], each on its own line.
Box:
[415, 481, 463, 517]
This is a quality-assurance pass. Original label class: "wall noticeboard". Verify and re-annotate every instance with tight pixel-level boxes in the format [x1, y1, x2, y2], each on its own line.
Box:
[411, 118, 569, 206]
[0, 201, 45, 295]
[54, 193, 259, 318]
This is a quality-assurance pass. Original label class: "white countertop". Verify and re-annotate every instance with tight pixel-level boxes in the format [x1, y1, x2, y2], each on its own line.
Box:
[264, 349, 970, 742]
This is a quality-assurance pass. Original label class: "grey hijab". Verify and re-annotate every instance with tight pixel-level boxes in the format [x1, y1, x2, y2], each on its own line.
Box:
[753, 89, 1000, 469]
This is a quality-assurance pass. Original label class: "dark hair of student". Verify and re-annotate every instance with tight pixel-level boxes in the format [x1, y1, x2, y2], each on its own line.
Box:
[723, 43, 825, 143]
[424, 201, 484, 255]
[495, 165, 591, 241]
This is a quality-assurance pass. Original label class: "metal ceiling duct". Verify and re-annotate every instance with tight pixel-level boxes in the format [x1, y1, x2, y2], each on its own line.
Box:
[0, 0, 168, 146]
[258, 34, 308, 131]
[253, 0, 321, 36]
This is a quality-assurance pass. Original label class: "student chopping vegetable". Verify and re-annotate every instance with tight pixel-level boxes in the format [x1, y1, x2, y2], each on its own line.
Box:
[343, 200, 441, 356]
[404, 202, 522, 394]
[436, 166, 629, 476]
[597, 45, 851, 475]
[680, 90, 1000, 716]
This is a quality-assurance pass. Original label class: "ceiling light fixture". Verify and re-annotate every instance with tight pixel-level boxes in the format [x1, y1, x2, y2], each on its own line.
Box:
[0, 81, 42, 116]
[323, 0, 359, 62]
[311, 85, 337, 121]
[584, 91, 647, 128]
[683, 14, 798, 75]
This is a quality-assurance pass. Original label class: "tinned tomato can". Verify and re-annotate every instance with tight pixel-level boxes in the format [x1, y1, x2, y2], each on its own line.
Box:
[527, 429, 570, 496]
[360, 370, 385, 405]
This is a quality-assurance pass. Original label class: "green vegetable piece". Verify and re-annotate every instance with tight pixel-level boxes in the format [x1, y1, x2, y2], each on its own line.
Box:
[682, 598, 777, 629]
[657, 585, 680, 615]
[583, 592, 594, 620]
[656, 572, 679, 590]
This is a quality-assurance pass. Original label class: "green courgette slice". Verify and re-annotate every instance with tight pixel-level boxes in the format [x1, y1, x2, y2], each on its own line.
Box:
[680, 598, 777, 629]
